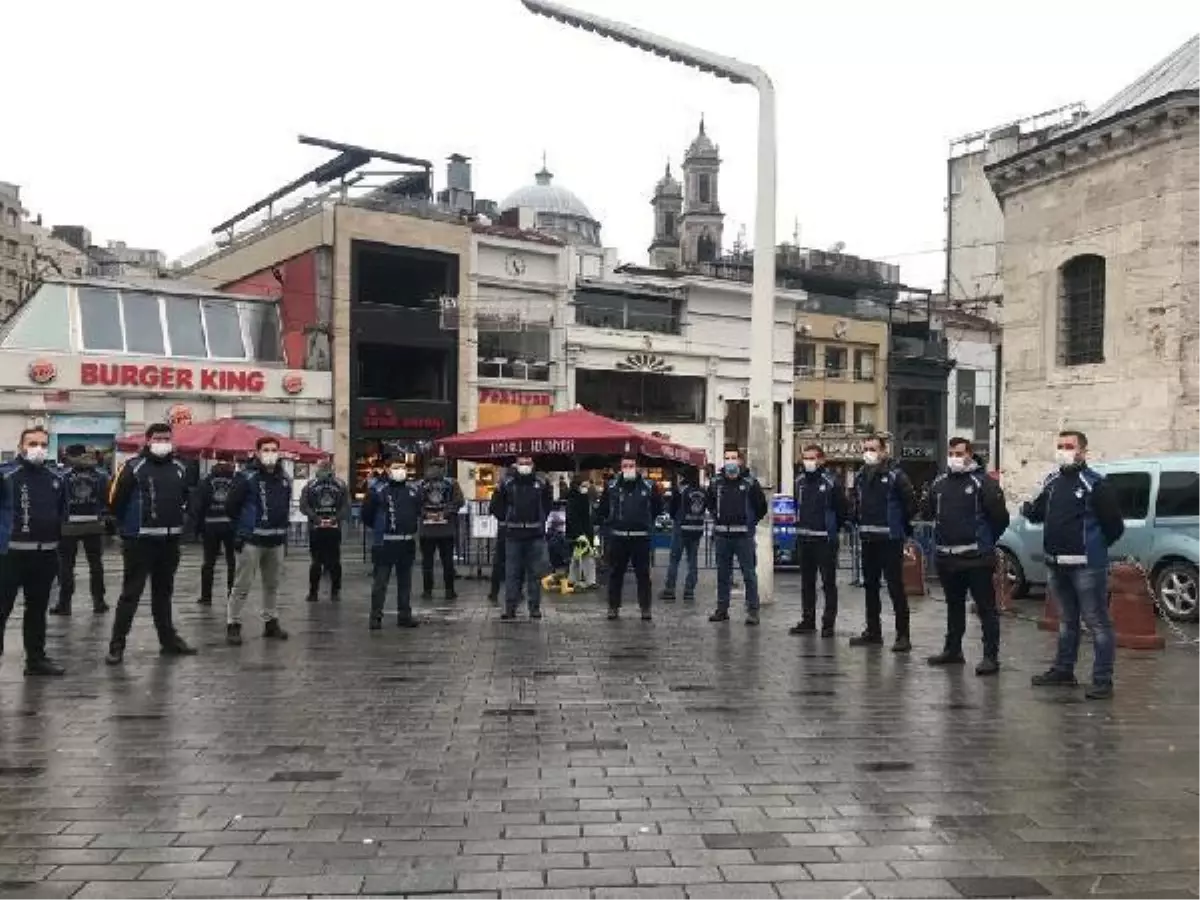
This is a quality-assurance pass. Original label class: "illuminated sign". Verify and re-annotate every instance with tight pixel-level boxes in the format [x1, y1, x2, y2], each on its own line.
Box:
[28, 359, 57, 385]
[360, 404, 447, 433]
[80, 362, 266, 394]
[478, 389, 552, 406]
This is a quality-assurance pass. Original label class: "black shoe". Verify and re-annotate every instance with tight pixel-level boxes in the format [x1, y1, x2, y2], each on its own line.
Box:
[25, 657, 66, 677]
[927, 651, 966, 666]
[330, 591, 341, 603]
[305, 591, 318, 604]
[105, 640, 124, 666]
[529, 608, 542, 620]
[197, 597, 213, 607]
[1031, 668, 1077, 687]
[849, 631, 883, 647]
[487, 593, 499, 605]
[500, 609, 517, 621]
[789, 620, 817, 635]
[892, 636, 912, 653]
[369, 616, 382, 631]
[93, 600, 109, 613]
[160, 636, 197, 657]
[640, 608, 653, 621]
[821, 625, 837, 638]
[49, 604, 71, 616]
[975, 657, 1000, 677]
[397, 617, 419, 629]
[263, 619, 289, 640]
[226, 623, 243, 646]
[709, 609, 730, 623]
[1085, 682, 1113, 700]
[446, 590, 458, 601]
[607, 607, 620, 620]
[659, 589, 676, 602]
[682, 593, 695, 602]
[745, 611, 760, 626]
[420, 591, 434, 601]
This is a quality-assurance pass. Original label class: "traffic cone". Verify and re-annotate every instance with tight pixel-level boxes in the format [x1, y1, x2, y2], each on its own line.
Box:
[1109, 560, 1165, 650]
[902, 540, 925, 598]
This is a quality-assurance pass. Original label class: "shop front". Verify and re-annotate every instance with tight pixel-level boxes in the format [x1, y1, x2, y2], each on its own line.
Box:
[473, 388, 554, 499]
[350, 398, 453, 498]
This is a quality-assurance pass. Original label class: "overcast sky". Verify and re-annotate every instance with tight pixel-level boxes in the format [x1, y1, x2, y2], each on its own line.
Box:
[2, 1, 1194, 290]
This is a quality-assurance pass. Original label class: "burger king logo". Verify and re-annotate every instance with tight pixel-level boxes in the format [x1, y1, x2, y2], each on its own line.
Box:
[281, 373, 304, 395]
[167, 404, 193, 427]
[27, 359, 57, 385]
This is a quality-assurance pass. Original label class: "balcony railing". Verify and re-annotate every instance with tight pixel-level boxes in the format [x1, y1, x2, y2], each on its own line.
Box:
[853, 369, 875, 382]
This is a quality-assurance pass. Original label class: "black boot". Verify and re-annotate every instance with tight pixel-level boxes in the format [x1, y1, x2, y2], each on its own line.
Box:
[197, 596, 213, 607]
[659, 589, 676, 602]
[892, 634, 912, 653]
[709, 609, 730, 623]
[820, 623, 837, 638]
[305, 590, 318, 603]
[93, 598, 109, 613]
[263, 619, 289, 640]
[369, 615, 382, 631]
[607, 607, 620, 621]
[330, 590, 341, 603]
[640, 607, 653, 622]
[849, 630, 883, 647]
[927, 650, 966, 666]
[745, 610, 760, 626]
[25, 656, 66, 677]
[226, 623, 243, 646]
[105, 639, 124, 666]
[397, 616, 419, 629]
[500, 608, 517, 621]
[975, 657, 1000, 677]
[49, 603, 71, 616]
[789, 619, 817, 635]
[160, 636, 197, 657]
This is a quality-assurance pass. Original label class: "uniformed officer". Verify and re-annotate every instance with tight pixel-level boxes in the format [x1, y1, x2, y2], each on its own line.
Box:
[660, 470, 707, 603]
[850, 434, 916, 652]
[106, 423, 196, 665]
[225, 436, 292, 646]
[0, 427, 68, 675]
[300, 458, 349, 604]
[488, 454, 553, 621]
[51, 443, 111, 616]
[417, 458, 464, 600]
[361, 454, 422, 629]
[789, 444, 848, 637]
[599, 454, 662, 621]
[922, 437, 1010, 675]
[189, 457, 237, 606]
[1024, 429, 1125, 699]
[705, 446, 768, 626]
[487, 465, 518, 605]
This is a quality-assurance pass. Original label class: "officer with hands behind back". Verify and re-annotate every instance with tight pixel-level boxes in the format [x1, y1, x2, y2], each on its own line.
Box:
[300, 458, 349, 604]
[597, 454, 663, 621]
[361, 453, 421, 630]
[189, 455, 237, 607]
[789, 444, 848, 638]
[51, 442, 110, 616]
[489, 453, 553, 621]
[660, 469, 707, 603]
[706, 446, 769, 626]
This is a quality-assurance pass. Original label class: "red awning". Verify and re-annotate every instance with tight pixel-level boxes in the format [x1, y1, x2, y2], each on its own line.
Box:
[435, 407, 707, 466]
[115, 418, 325, 462]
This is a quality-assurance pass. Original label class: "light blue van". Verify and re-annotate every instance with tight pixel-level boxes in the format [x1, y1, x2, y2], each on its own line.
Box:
[998, 454, 1199, 621]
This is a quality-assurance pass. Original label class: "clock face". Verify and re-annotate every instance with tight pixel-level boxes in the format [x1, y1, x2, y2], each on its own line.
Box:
[505, 254, 526, 277]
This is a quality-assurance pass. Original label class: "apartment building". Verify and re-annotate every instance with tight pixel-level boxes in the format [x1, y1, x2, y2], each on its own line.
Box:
[0, 182, 32, 319]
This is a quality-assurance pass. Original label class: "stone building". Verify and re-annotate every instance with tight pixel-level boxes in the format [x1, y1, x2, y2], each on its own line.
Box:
[648, 119, 725, 269]
[987, 35, 1199, 499]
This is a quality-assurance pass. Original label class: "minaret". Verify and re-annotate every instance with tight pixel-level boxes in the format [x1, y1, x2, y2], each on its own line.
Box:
[648, 161, 682, 269]
[680, 116, 724, 266]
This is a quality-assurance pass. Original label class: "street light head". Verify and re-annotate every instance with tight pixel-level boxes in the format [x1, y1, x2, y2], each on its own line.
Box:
[520, 0, 759, 86]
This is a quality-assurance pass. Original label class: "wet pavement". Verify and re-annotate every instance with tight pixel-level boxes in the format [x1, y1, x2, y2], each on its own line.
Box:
[0, 546, 1196, 900]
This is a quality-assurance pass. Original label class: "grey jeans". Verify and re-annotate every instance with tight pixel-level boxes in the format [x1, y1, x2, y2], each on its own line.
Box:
[227, 542, 285, 624]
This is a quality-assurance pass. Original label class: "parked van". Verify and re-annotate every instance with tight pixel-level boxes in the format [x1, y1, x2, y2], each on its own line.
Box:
[998, 454, 1199, 621]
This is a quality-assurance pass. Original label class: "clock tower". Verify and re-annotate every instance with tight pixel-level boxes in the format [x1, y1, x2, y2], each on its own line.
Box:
[680, 116, 724, 267]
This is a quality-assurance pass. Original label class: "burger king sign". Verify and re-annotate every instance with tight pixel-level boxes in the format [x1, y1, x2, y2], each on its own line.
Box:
[27, 359, 57, 385]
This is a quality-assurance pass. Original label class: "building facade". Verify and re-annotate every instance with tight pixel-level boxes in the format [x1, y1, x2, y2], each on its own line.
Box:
[940, 305, 1000, 467]
[987, 36, 1199, 498]
[0, 182, 33, 320]
[0, 278, 330, 463]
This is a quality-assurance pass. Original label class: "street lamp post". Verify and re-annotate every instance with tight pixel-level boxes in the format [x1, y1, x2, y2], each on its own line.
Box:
[520, 0, 779, 602]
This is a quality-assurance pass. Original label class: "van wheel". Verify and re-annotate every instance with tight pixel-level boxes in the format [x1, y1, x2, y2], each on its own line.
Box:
[1154, 562, 1199, 622]
[999, 548, 1029, 599]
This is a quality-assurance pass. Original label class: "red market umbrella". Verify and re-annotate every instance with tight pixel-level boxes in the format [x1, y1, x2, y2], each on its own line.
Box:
[435, 407, 707, 467]
[115, 418, 325, 462]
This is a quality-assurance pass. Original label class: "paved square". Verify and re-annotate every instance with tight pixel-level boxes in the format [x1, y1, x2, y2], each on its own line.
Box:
[0, 546, 1196, 898]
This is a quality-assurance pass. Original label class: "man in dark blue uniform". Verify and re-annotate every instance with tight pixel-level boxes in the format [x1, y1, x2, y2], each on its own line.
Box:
[789, 444, 848, 637]
[1024, 429, 1125, 699]
[106, 423, 196, 665]
[851, 434, 916, 652]
[300, 459, 349, 604]
[487, 465, 518, 605]
[0, 427, 68, 675]
[598, 454, 663, 621]
[418, 458, 464, 600]
[923, 437, 1010, 675]
[660, 470, 707, 603]
[51, 443, 110, 616]
[189, 457, 237, 606]
[361, 454, 421, 629]
[706, 446, 769, 626]
[489, 453, 553, 621]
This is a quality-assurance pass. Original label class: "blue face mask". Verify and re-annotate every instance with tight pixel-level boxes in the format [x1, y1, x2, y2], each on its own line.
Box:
[722, 461, 740, 476]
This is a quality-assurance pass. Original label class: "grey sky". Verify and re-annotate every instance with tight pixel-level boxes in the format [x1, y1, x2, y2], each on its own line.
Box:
[3, 0, 1194, 291]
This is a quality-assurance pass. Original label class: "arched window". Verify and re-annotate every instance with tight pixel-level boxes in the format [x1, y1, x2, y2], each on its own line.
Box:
[696, 232, 716, 263]
[1058, 254, 1106, 366]
[662, 211, 676, 238]
[698, 174, 711, 204]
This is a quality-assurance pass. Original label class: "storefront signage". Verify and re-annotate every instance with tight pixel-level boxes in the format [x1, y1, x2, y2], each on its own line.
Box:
[282, 374, 305, 395]
[808, 438, 864, 460]
[28, 359, 57, 385]
[900, 444, 934, 459]
[80, 362, 266, 394]
[360, 404, 446, 433]
[478, 389, 552, 406]
[487, 439, 577, 455]
[167, 404, 194, 427]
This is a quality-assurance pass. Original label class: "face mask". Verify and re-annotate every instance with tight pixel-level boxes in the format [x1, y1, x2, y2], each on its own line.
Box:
[260, 451, 279, 467]
[149, 442, 172, 458]
[389, 467, 407, 482]
[802, 460, 818, 474]
[516, 464, 532, 476]
[947, 456, 967, 473]
[862, 451, 879, 466]
[722, 461, 740, 476]
[621, 468, 636, 480]
[23, 446, 47, 465]
[577, 485, 588, 494]
[1055, 449, 1077, 468]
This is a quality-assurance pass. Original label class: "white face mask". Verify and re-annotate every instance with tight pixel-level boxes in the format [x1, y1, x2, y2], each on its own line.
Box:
[862, 451, 880, 466]
[260, 451, 279, 467]
[1055, 449, 1077, 468]
[621, 468, 637, 480]
[389, 467, 407, 482]
[23, 446, 47, 465]
[947, 456, 967, 473]
[802, 460, 818, 473]
[149, 442, 172, 458]
[577, 485, 588, 494]
[516, 464, 532, 476]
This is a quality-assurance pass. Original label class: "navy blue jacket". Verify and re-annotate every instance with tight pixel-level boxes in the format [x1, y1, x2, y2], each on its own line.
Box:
[705, 471, 769, 536]
[61, 463, 111, 537]
[361, 478, 422, 548]
[923, 466, 1010, 568]
[598, 476, 662, 537]
[794, 468, 848, 542]
[110, 451, 189, 539]
[853, 460, 916, 541]
[1022, 465, 1124, 568]
[189, 468, 237, 534]
[489, 473, 553, 540]
[670, 483, 709, 536]
[226, 463, 292, 547]
[0, 458, 67, 552]
[299, 473, 350, 531]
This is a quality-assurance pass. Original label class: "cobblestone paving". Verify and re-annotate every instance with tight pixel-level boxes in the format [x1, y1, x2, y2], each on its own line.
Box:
[0, 547, 1196, 899]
